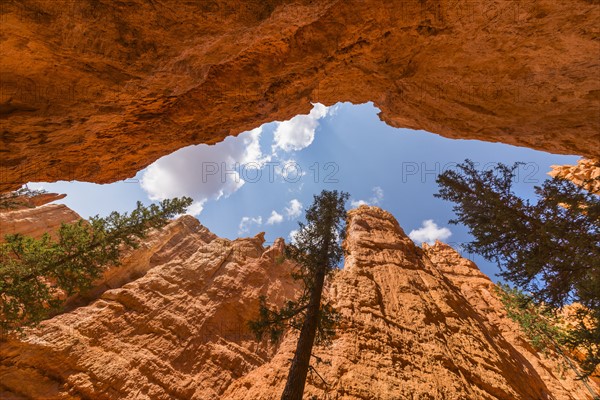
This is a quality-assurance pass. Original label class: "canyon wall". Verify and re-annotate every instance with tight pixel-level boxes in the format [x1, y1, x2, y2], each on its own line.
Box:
[224, 206, 598, 399]
[0, 201, 301, 399]
[1, 204, 598, 399]
[1, 0, 599, 191]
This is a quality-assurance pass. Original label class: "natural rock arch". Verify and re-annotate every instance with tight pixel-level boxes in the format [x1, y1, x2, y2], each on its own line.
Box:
[1, 0, 598, 191]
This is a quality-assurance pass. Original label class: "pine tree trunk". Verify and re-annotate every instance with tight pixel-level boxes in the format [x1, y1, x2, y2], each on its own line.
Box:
[280, 266, 326, 400]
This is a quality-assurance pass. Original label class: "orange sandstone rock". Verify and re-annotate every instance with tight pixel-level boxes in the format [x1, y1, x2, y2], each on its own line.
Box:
[1, 0, 599, 191]
[226, 206, 598, 399]
[0, 202, 80, 241]
[549, 159, 600, 194]
[0, 205, 598, 399]
[0, 212, 300, 399]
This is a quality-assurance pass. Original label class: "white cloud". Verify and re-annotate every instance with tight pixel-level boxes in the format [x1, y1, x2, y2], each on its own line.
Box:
[266, 210, 284, 225]
[351, 200, 368, 207]
[350, 186, 384, 208]
[186, 201, 206, 216]
[327, 103, 341, 117]
[288, 229, 299, 244]
[272, 103, 329, 153]
[140, 127, 268, 216]
[238, 216, 263, 235]
[141, 104, 330, 217]
[285, 199, 303, 219]
[372, 186, 384, 201]
[408, 220, 452, 245]
[27, 183, 45, 191]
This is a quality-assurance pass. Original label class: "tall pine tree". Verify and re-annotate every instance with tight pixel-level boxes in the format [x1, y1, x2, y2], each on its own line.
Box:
[249, 190, 349, 399]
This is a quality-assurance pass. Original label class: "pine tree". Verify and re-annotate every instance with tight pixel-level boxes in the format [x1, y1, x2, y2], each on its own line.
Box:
[496, 284, 599, 397]
[495, 283, 567, 353]
[435, 160, 599, 376]
[249, 190, 349, 399]
[0, 197, 193, 333]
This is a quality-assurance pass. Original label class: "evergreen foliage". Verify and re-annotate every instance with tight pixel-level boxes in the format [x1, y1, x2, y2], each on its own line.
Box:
[436, 160, 599, 376]
[0, 197, 192, 333]
[249, 190, 349, 400]
[495, 283, 566, 352]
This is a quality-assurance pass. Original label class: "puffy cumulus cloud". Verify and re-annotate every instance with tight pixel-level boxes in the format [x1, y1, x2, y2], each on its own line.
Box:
[272, 103, 329, 153]
[140, 128, 268, 216]
[408, 220, 452, 245]
[350, 186, 384, 208]
[266, 210, 284, 225]
[285, 199, 303, 219]
[238, 216, 262, 235]
[186, 201, 207, 216]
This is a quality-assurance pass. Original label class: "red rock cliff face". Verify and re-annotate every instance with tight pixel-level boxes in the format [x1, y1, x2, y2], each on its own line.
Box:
[1, 0, 599, 191]
[0, 216, 301, 399]
[1, 205, 598, 399]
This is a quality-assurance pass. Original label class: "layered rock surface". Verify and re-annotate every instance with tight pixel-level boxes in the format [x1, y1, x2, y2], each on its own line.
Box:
[225, 206, 598, 399]
[549, 159, 600, 195]
[0, 193, 67, 211]
[0, 208, 300, 399]
[0, 201, 80, 241]
[1, 204, 598, 399]
[1, 0, 599, 191]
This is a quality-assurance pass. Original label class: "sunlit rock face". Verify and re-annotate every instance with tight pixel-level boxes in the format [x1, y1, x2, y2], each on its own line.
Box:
[225, 206, 597, 399]
[550, 159, 600, 194]
[0, 197, 79, 241]
[0, 204, 301, 399]
[1, 0, 598, 191]
[1, 205, 598, 399]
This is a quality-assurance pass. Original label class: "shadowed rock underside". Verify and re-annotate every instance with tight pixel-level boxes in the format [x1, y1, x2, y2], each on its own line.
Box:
[1, 0, 599, 191]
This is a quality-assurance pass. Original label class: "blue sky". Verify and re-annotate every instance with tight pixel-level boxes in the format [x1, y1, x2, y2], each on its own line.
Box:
[28, 102, 580, 281]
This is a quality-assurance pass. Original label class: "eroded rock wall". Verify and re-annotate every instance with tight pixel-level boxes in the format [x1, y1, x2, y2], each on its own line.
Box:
[0, 218, 300, 399]
[1, 0, 598, 191]
[1, 205, 598, 399]
[225, 206, 598, 399]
